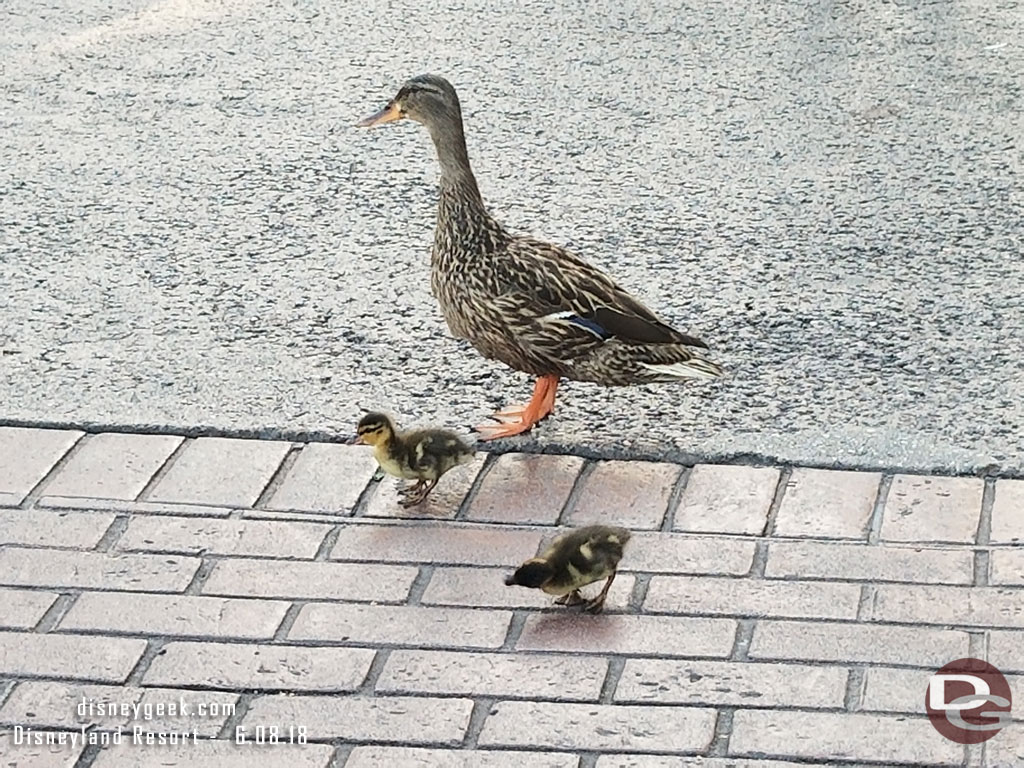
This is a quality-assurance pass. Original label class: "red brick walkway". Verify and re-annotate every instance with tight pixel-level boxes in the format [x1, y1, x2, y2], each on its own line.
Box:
[0, 426, 1021, 767]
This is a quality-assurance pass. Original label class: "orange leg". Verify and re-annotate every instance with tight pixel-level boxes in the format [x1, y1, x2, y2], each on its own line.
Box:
[584, 572, 617, 614]
[540, 376, 559, 417]
[476, 375, 560, 440]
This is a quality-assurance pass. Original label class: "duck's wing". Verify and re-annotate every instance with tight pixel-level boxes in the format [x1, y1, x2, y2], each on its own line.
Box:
[492, 237, 709, 356]
[583, 528, 630, 571]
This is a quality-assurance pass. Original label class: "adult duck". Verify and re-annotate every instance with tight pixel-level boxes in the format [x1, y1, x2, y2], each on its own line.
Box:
[358, 74, 722, 440]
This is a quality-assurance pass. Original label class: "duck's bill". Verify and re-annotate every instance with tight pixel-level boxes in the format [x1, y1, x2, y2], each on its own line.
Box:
[354, 435, 366, 445]
[356, 102, 402, 127]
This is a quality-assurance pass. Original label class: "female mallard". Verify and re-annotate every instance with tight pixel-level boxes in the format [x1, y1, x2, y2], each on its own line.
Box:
[358, 74, 722, 440]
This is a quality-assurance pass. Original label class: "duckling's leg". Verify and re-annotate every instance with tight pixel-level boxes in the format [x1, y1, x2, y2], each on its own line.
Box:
[554, 590, 584, 606]
[400, 478, 439, 507]
[397, 480, 424, 498]
[476, 375, 560, 440]
[584, 572, 617, 614]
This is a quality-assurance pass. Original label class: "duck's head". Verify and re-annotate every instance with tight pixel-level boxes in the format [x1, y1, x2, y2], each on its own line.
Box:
[357, 74, 461, 130]
[355, 412, 396, 447]
[504, 558, 554, 589]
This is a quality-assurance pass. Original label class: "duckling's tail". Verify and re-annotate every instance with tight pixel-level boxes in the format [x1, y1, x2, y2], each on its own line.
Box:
[639, 357, 723, 380]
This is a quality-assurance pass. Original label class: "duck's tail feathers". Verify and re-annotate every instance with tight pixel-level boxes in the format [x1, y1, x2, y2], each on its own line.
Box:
[640, 357, 724, 380]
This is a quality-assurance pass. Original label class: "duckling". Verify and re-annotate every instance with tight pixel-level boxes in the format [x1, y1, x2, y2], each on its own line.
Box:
[504, 525, 631, 614]
[355, 412, 474, 507]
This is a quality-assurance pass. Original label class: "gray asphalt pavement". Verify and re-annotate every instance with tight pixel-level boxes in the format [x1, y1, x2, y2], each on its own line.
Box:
[2, 0, 1022, 475]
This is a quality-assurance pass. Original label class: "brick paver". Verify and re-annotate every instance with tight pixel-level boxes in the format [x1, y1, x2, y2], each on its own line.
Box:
[992, 478, 1024, 544]
[749, 620, 970, 666]
[987, 630, 1024, 673]
[265, 442, 378, 513]
[765, 539, 974, 584]
[0, 508, 116, 548]
[614, 659, 846, 708]
[568, 459, 681, 529]
[201, 558, 417, 602]
[992, 548, 1024, 585]
[43, 433, 183, 500]
[59, 592, 290, 639]
[142, 642, 376, 691]
[377, 649, 607, 700]
[0, 426, 1020, 766]
[0, 631, 146, 682]
[90, 741, 335, 767]
[859, 665, 937, 715]
[116, 515, 330, 558]
[478, 701, 716, 752]
[347, 747, 579, 767]
[287, 603, 512, 648]
[0, 730, 83, 766]
[674, 464, 778, 535]
[871, 583, 1024, 628]
[0, 427, 81, 505]
[881, 473, 984, 543]
[644, 575, 861, 619]
[773, 467, 880, 539]
[330, 521, 545, 566]
[593, 759, 820, 768]
[616, 531, 755, 574]
[147, 437, 291, 507]
[468, 453, 584, 524]
[516, 613, 736, 658]
[242, 694, 474, 743]
[0, 587, 58, 629]
[731, 710, 963, 764]
[0, 548, 199, 592]
[988, 726, 1024, 768]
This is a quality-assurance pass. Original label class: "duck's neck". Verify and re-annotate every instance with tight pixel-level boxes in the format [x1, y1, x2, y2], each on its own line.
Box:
[428, 119, 476, 186]
[426, 115, 501, 239]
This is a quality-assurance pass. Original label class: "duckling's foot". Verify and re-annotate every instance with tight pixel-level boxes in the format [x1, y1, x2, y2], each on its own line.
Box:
[397, 480, 424, 498]
[583, 573, 617, 614]
[554, 590, 584, 606]
[475, 375, 560, 441]
[398, 479, 437, 508]
[583, 595, 607, 614]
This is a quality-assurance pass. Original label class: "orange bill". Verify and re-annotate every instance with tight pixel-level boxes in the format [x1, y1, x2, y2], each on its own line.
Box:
[356, 102, 402, 127]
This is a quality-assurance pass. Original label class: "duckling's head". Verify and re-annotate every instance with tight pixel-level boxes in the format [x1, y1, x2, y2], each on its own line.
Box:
[355, 412, 396, 447]
[357, 74, 461, 130]
[504, 558, 554, 589]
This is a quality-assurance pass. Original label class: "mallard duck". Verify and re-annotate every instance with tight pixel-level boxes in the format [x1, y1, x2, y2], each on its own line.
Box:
[355, 412, 474, 507]
[504, 525, 631, 614]
[358, 74, 723, 440]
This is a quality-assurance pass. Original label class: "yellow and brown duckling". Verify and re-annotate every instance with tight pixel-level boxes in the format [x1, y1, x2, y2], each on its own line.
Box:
[355, 412, 474, 507]
[504, 525, 631, 614]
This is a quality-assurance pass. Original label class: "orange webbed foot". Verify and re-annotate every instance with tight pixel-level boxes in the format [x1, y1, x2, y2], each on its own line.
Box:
[474, 375, 560, 441]
[474, 419, 536, 441]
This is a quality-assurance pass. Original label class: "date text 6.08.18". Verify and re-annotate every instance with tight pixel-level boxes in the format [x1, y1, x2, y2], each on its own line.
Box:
[235, 726, 307, 745]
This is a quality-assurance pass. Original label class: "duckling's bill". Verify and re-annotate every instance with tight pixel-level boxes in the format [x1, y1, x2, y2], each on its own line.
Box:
[357, 102, 403, 127]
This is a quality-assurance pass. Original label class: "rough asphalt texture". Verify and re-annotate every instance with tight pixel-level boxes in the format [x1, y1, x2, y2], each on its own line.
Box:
[1, 0, 1022, 475]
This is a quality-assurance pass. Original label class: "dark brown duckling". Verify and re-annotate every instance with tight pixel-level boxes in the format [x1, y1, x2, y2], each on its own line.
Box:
[504, 524, 631, 613]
